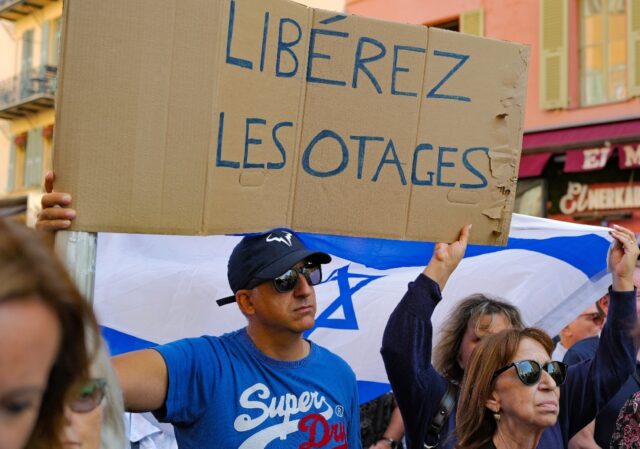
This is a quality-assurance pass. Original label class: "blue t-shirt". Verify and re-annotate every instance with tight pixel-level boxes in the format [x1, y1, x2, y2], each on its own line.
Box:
[153, 328, 361, 449]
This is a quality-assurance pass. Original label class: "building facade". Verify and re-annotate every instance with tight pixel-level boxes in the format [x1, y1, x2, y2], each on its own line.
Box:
[0, 17, 14, 198]
[348, 0, 640, 231]
[0, 0, 61, 223]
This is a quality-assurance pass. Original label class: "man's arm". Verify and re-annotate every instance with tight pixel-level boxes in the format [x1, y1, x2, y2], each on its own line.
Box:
[369, 406, 405, 449]
[381, 225, 470, 448]
[113, 349, 169, 412]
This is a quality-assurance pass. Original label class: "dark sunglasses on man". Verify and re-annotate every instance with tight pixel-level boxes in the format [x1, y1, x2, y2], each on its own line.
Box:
[272, 262, 322, 293]
[493, 360, 568, 386]
[68, 378, 107, 413]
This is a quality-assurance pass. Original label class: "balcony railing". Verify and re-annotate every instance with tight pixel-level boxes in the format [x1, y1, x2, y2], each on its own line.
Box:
[0, 64, 56, 120]
[0, 0, 57, 21]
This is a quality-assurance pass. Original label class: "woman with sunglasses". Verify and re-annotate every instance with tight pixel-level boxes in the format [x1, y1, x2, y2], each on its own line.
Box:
[456, 328, 567, 449]
[382, 223, 639, 449]
[60, 334, 125, 449]
[0, 218, 99, 449]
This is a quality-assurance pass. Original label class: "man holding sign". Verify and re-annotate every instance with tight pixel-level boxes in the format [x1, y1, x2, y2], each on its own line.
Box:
[118, 230, 363, 448]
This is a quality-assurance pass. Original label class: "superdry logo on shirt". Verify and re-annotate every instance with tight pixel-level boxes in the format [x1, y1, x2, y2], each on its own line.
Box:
[233, 383, 348, 448]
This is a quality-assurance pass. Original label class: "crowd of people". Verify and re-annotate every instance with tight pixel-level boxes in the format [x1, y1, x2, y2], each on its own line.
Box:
[0, 176, 638, 449]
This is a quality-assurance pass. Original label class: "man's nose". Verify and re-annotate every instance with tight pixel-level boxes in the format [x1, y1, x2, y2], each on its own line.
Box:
[294, 273, 313, 297]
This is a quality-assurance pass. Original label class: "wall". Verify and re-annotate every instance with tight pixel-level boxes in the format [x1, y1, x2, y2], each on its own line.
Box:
[346, 0, 640, 132]
[294, 0, 345, 10]
[0, 20, 16, 195]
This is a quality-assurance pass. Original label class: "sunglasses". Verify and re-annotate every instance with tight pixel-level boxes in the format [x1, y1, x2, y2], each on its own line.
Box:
[272, 263, 322, 293]
[69, 378, 107, 413]
[493, 360, 567, 386]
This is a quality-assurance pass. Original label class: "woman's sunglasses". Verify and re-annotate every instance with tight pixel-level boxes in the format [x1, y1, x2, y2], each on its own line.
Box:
[69, 378, 107, 413]
[493, 360, 567, 386]
[272, 263, 322, 293]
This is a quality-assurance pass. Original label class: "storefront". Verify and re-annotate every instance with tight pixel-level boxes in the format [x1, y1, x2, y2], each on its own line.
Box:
[516, 118, 640, 232]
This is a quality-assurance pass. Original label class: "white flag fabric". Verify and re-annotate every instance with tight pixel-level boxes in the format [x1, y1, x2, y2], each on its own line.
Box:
[95, 214, 613, 403]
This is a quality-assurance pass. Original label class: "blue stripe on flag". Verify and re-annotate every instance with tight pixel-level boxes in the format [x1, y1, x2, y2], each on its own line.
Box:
[357, 381, 391, 404]
[298, 233, 610, 278]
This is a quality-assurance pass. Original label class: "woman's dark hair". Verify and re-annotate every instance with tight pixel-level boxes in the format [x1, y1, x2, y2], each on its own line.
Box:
[0, 219, 99, 449]
[455, 328, 555, 449]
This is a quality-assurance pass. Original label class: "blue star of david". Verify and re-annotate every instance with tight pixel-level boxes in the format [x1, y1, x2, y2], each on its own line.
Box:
[304, 265, 384, 338]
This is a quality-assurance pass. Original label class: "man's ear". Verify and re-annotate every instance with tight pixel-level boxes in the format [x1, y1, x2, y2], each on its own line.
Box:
[598, 295, 610, 314]
[236, 290, 255, 316]
[559, 324, 572, 339]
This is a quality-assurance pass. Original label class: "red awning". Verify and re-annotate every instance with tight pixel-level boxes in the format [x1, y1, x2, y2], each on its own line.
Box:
[519, 152, 552, 178]
[523, 119, 640, 150]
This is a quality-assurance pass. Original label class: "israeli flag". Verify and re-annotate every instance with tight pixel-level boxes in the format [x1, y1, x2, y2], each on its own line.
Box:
[95, 214, 612, 403]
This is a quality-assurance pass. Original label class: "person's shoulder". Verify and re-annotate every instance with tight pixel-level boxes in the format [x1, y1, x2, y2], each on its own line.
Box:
[563, 335, 599, 365]
[573, 335, 599, 349]
[569, 336, 599, 355]
[158, 328, 245, 352]
[310, 342, 356, 378]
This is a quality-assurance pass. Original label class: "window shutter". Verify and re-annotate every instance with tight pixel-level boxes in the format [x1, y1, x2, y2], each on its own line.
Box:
[20, 29, 34, 99]
[53, 18, 62, 65]
[629, 0, 640, 97]
[25, 128, 43, 188]
[540, 0, 568, 109]
[41, 20, 50, 74]
[7, 141, 16, 192]
[460, 9, 484, 36]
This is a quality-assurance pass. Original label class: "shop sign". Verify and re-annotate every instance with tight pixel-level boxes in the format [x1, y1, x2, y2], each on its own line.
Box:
[564, 147, 612, 173]
[559, 182, 640, 215]
[619, 143, 640, 169]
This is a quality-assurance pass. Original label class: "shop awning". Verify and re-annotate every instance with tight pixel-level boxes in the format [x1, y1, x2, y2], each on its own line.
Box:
[518, 152, 552, 178]
[523, 119, 640, 151]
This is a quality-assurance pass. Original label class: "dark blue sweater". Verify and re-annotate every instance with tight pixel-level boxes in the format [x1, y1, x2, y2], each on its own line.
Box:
[381, 274, 638, 449]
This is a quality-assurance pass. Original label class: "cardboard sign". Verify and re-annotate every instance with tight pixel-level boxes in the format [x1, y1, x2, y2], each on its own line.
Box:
[54, 0, 529, 245]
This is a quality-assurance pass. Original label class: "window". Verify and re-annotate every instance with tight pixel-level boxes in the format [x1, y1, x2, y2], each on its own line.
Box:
[514, 179, 546, 217]
[8, 136, 26, 192]
[7, 129, 43, 192]
[24, 129, 43, 188]
[432, 20, 459, 32]
[580, 0, 627, 106]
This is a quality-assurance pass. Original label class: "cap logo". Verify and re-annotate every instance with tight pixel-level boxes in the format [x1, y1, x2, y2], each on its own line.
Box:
[265, 231, 293, 247]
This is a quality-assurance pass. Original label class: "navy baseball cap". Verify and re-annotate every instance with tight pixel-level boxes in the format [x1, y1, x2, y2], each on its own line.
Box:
[216, 229, 331, 306]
